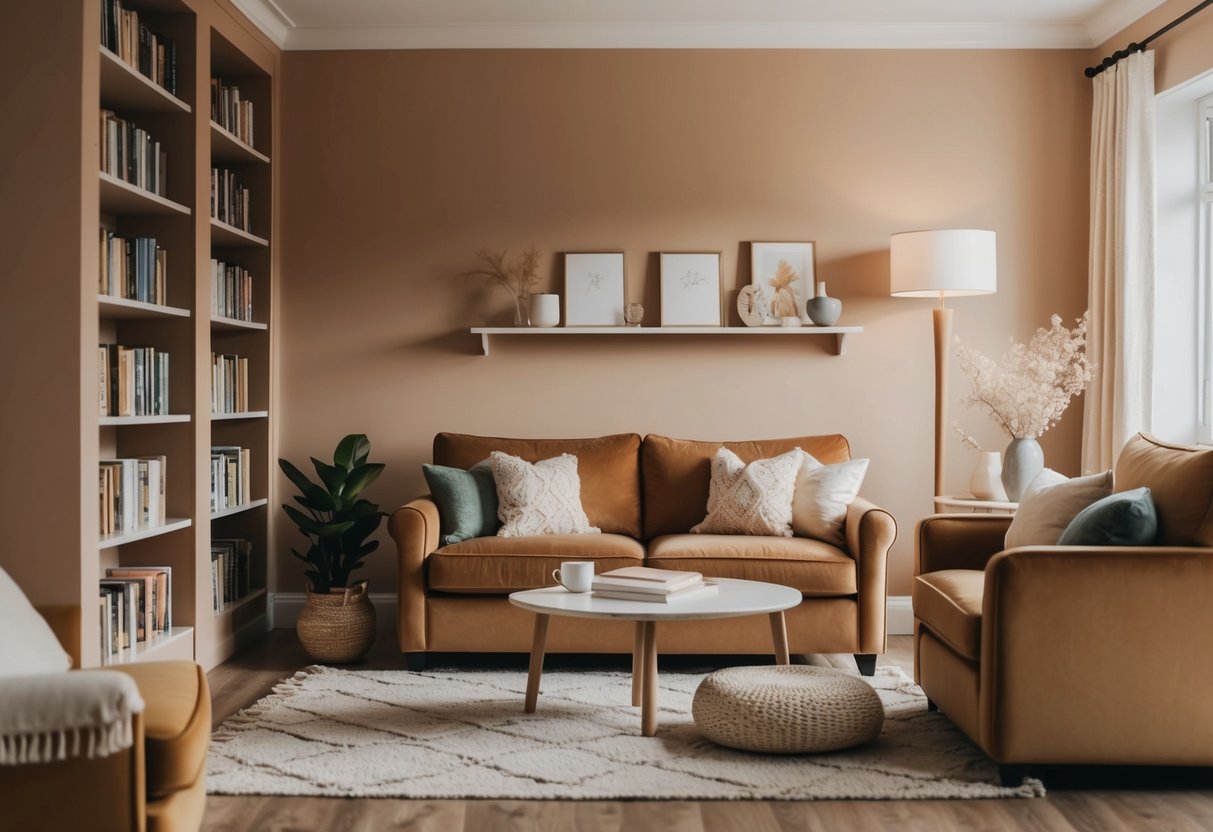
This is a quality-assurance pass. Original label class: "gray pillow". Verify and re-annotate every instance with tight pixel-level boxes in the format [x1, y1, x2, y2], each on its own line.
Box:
[422, 461, 500, 545]
[1057, 487, 1158, 546]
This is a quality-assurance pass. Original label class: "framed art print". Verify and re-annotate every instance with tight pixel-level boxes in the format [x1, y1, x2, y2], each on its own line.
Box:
[564, 252, 625, 326]
[659, 251, 723, 326]
[750, 242, 816, 324]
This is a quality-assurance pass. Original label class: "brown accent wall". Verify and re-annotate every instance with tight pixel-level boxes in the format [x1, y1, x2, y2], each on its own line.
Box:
[278, 49, 1091, 598]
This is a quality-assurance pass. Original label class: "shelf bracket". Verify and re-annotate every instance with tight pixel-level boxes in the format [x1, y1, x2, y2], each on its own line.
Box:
[834, 333, 847, 356]
[480, 332, 490, 356]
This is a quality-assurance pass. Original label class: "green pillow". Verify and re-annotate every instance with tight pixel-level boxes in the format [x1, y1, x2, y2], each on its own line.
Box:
[1057, 487, 1158, 546]
[422, 461, 500, 545]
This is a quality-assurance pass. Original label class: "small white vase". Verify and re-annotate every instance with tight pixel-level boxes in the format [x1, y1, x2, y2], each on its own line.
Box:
[1001, 437, 1044, 502]
[968, 451, 1008, 501]
[530, 293, 560, 328]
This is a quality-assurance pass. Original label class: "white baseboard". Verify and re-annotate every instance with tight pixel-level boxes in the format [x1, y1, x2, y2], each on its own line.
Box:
[272, 592, 914, 636]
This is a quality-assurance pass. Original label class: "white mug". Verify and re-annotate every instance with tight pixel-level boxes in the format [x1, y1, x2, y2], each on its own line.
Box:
[552, 561, 594, 593]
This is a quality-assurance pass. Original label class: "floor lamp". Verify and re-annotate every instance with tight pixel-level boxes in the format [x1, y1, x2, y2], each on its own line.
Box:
[890, 230, 997, 498]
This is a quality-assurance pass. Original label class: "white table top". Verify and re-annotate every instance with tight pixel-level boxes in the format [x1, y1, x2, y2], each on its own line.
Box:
[508, 578, 801, 622]
[933, 495, 1019, 511]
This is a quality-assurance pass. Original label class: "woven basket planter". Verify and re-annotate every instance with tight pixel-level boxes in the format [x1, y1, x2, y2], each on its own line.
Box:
[297, 580, 376, 663]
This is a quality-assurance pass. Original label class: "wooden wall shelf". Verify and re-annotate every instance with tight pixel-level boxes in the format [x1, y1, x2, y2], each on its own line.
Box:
[470, 325, 863, 357]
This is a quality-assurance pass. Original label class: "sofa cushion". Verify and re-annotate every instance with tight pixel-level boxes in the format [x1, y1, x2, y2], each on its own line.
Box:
[429, 533, 644, 593]
[1057, 487, 1158, 546]
[691, 448, 802, 537]
[1114, 433, 1213, 546]
[422, 461, 499, 545]
[1004, 469, 1113, 549]
[0, 567, 72, 677]
[646, 534, 856, 596]
[642, 434, 851, 540]
[434, 433, 641, 538]
[912, 570, 984, 661]
[113, 662, 210, 800]
[490, 452, 599, 537]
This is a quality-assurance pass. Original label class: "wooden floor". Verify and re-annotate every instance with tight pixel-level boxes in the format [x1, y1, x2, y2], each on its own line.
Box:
[203, 631, 1213, 832]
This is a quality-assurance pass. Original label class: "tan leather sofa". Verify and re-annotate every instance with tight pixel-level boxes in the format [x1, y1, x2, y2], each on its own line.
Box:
[913, 433, 1213, 784]
[390, 432, 897, 674]
[0, 606, 211, 832]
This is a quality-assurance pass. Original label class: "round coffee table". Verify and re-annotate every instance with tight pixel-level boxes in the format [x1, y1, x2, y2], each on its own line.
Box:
[508, 578, 802, 737]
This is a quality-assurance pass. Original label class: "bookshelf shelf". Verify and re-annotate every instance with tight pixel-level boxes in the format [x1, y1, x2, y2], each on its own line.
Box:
[470, 325, 864, 357]
[102, 626, 195, 666]
[98, 517, 192, 551]
[99, 171, 191, 216]
[211, 410, 268, 420]
[210, 314, 267, 331]
[100, 414, 191, 426]
[210, 120, 270, 164]
[215, 586, 267, 619]
[210, 498, 268, 520]
[210, 217, 268, 248]
[99, 46, 192, 115]
[99, 295, 192, 319]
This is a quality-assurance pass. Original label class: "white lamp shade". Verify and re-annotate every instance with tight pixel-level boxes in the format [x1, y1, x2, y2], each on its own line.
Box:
[889, 229, 997, 297]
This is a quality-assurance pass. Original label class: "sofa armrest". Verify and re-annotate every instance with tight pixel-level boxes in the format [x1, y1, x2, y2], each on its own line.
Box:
[915, 513, 1013, 575]
[388, 496, 441, 653]
[979, 546, 1213, 764]
[844, 497, 897, 654]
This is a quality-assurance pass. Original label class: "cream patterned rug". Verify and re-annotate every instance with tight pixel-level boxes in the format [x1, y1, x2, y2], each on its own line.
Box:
[207, 665, 1045, 800]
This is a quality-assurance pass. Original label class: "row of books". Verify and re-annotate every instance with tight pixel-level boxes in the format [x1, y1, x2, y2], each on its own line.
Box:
[211, 538, 253, 612]
[212, 167, 251, 231]
[211, 260, 255, 321]
[99, 565, 172, 660]
[211, 78, 255, 146]
[211, 352, 250, 414]
[100, 0, 178, 95]
[99, 344, 170, 417]
[211, 446, 251, 513]
[99, 457, 166, 536]
[591, 566, 718, 603]
[100, 230, 167, 305]
[101, 110, 167, 197]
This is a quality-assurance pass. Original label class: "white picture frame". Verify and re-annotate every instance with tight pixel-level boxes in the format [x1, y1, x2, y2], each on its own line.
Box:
[659, 252, 723, 327]
[750, 242, 816, 324]
[564, 252, 625, 326]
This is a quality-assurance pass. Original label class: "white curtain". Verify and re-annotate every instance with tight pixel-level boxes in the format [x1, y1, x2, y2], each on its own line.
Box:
[1082, 50, 1156, 473]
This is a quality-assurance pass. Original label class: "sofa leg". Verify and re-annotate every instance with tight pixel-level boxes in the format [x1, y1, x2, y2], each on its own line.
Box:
[405, 652, 427, 672]
[854, 654, 877, 676]
[998, 764, 1027, 787]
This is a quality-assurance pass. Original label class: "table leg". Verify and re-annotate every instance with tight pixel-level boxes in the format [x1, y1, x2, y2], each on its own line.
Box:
[524, 613, 550, 713]
[632, 621, 643, 707]
[769, 610, 790, 665]
[641, 621, 658, 736]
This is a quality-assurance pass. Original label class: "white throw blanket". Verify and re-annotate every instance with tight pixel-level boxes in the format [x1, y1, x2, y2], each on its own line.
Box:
[0, 670, 145, 764]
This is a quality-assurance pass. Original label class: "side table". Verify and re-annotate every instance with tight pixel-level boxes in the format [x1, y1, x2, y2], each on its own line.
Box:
[933, 495, 1019, 514]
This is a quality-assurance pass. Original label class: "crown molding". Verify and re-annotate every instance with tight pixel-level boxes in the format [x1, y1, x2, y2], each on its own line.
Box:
[227, 0, 291, 47]
[1084, 0, 1170, 49]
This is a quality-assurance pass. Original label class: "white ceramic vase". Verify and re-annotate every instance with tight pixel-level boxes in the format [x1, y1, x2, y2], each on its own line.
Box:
[530, 293, 560, 328]
[968, 451, 1008, 501]
[1001, 437, 1044, 502]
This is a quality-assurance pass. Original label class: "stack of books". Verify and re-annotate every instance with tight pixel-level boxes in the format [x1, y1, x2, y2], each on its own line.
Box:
[591, 566, 718, 603]
[210, 537, 253, 612]
[210, 445, 250, 512]
[99, 565, 172, 661]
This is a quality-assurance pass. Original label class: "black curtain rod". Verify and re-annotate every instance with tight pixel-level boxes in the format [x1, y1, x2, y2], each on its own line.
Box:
[1085, 0, 1213, 77]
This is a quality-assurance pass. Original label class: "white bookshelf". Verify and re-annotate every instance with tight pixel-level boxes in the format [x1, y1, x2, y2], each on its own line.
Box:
[470, 325, 864, 356]
[98, 517, 193, 551]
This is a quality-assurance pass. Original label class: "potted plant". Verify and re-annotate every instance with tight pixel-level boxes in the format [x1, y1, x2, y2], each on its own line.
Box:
[279, 433, 386, 663]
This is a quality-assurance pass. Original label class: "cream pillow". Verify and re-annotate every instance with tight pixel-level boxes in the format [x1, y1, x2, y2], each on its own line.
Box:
[792, 455, 870, 546]
[1004, 468, 1114, 548]
[691, 447, 803, 537]
[490, 451, 600, 537]
[0, 566, 73, 678]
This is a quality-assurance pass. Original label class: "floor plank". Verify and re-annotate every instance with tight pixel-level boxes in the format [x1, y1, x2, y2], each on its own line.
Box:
[202, 632, 1212, 832]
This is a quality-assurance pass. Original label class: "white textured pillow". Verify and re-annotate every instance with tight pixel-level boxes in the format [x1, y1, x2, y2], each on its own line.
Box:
[691, 447, 803, 537]
[0, 567, 72, 678]
[1004, 468, 1114, 548]
[792, 455, 870, 545]
[490, 452, 600, 537]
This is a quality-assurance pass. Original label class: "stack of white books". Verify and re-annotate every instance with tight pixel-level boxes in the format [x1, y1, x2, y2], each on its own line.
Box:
[591, 566, 718, 603]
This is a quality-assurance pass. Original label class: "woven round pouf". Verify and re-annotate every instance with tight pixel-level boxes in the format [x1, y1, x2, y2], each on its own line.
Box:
[692, 665, 884, 753]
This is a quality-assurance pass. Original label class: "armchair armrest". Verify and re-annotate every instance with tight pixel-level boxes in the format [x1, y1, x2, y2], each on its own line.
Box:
[845, 497, 898, 654]
[388, 496, 441, 653]
[0, 670, 144, 764]
[979, 546, 1213, 764]
[916, 513, 1013, 575]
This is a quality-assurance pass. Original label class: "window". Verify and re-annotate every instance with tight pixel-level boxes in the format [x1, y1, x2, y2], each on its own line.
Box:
[1199, 94, 1213, 442]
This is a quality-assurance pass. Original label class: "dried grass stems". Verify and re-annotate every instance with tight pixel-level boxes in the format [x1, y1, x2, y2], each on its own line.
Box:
[461, 247, 541, 302]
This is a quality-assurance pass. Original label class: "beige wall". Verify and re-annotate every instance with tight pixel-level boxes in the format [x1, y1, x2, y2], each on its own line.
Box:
[277, 48, 1091, 598]
[1093, 0, 1213, 92]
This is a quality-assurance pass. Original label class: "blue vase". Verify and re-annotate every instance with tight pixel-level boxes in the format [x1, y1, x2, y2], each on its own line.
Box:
[1001, 437, 1043, 502]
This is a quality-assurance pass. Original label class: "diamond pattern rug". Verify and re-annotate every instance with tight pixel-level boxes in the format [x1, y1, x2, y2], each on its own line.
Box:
[206, 665, 1045, 800]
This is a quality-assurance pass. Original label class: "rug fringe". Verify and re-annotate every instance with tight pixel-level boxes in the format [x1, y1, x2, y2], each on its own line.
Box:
[211, 666, 327, 742]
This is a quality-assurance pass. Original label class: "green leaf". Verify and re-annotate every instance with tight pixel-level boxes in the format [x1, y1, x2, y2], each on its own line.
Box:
[289, 548, 310, 563]
[311, 457, 346, 495]
[279, 458, 319, 496]
[342, 463, 385, 501]
[303, 483, 335, 511]
[316, 520, 356, 538]
[283, 505, 323, 536]
[333, 434, 370, 471]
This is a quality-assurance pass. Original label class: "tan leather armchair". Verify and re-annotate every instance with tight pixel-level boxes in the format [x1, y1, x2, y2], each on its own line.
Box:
[0, 606, 211, 832]
[912, 434, 1213, 784]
